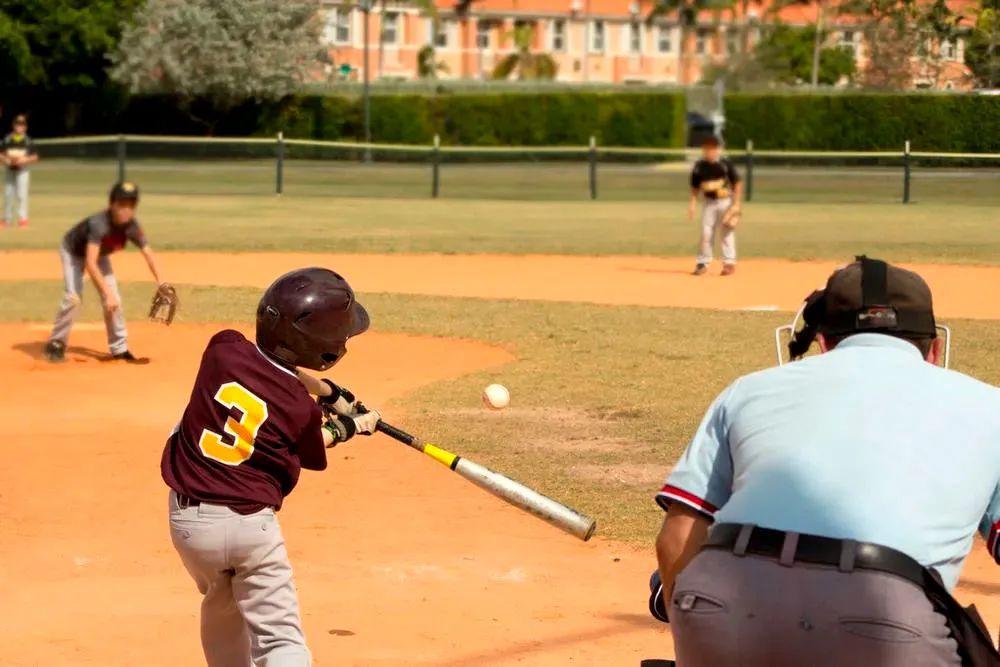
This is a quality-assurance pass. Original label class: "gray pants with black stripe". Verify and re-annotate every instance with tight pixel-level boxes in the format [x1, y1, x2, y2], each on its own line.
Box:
[49, 245, 128, 354]
[670, 548, 960, 666]
[168, 491, 311, 667]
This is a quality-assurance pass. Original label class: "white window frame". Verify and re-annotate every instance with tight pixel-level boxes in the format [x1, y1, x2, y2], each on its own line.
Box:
[695, 28, 708, 55]
[427, 18, 450, 48]
[590, 19, 605, 53]
[382, 11, 400, 46]
[476, 20, 491, 49]
[725, 29, 738, 55]
[656, 25, 673, 54]
[626, 21, 642, 54]
[940, 37, 958, 60]
[323, 7, 352, 45]
[839, 29, 857, 55]
[551, 18, 567, 52]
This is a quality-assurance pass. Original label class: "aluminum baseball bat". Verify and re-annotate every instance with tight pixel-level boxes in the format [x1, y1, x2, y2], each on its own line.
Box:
[376, 421, 596, 541]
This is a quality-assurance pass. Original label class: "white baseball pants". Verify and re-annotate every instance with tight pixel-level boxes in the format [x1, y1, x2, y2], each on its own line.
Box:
[168, 490, 311, 667]
[696, 197, 736, 266]
[3, 168, 29, 223]
[49, 245, 129, 355]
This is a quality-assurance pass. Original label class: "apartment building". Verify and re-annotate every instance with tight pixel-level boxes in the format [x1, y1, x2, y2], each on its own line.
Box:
[318, 0, 973, 88]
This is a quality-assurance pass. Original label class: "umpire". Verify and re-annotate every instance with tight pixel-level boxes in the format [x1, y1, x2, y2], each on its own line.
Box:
[651, 257, 1000, 666]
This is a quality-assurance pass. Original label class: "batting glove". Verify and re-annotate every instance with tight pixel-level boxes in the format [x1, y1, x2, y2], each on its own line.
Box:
[319, 379, 363, 416]
[648, 570, 669, 623]
[324, 409, 382, 446]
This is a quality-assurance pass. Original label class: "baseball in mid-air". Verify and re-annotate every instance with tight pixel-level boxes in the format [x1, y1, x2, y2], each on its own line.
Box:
[482, 383, 510, 410]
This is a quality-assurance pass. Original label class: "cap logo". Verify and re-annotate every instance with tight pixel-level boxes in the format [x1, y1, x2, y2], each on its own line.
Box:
[856, 306, 898, 329]
[122, 182, 136, 193]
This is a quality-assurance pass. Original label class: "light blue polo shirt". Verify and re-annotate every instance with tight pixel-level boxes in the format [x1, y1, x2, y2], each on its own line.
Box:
[659, 334, 1000, 591]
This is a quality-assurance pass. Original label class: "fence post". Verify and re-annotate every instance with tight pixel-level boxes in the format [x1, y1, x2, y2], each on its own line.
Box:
[117, 134, 126, 182]
[902, 140, 911, 204]
[745, 139, 754, 203]
[431, 134, 440, 199]
[588, 135, 597, 200]
[276, 131, 284, 196]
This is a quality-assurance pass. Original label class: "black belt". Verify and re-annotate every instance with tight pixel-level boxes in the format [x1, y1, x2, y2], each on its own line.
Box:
[705, 523, 926, 590]
[176, 493, 201, 509]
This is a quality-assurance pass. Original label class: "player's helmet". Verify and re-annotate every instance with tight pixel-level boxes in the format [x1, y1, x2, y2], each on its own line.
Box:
[256, 268, 370, 371]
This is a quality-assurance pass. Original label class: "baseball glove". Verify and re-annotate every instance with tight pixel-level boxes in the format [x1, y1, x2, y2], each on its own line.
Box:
[149, 283, 178, 325]
[721, 206, 741, 230]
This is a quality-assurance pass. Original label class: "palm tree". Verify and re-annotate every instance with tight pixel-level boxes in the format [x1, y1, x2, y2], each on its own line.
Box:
[492, 22, 558, 79]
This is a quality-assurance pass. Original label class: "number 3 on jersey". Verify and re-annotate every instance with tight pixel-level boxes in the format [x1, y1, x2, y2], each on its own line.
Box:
[198, 382, 269, 466]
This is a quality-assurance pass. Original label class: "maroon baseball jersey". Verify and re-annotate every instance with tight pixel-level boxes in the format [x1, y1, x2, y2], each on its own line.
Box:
[161, 329, 327, 513]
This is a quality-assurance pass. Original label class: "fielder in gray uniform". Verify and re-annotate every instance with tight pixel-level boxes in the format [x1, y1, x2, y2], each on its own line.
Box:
[44, 182, 164, 364]
[688, 136, 742, 276]
[2, 114, 38, 228]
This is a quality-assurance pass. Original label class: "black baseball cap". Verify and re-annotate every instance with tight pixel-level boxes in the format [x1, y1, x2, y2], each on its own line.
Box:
[819, 256, 936, 338]
[109, 181, 140, 203]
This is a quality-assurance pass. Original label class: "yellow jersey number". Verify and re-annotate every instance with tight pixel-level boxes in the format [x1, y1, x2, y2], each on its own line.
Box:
[198, 382, 269, 466]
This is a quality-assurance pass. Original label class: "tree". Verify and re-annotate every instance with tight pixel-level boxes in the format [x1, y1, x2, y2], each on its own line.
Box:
[755, 24, 856, 84]
[966, 0, 1000, 87]
[417, 45, 449, 78]
[109, 0, 320, 130]
[647, 0, 731, 84]
[839, 0, 920, 88]
[914, 0, 963, 88]
[0, 0, 141, 94]
[492, 22, 557, 80]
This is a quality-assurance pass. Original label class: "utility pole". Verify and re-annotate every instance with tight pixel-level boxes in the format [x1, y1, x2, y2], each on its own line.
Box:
[361, 0, 373, 162]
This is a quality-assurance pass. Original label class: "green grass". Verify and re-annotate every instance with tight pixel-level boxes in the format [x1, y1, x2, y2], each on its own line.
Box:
[1, 159, 998, 263]
[6, 279, 1000, 543]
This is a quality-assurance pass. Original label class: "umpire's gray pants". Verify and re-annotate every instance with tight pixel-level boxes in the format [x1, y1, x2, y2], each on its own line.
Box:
[696, 197, 736, 265]
[49, 245, 128, 354]
[3, 168, 29, 223]
[168, 491, 311, 667]
[670, 548, 960, 666]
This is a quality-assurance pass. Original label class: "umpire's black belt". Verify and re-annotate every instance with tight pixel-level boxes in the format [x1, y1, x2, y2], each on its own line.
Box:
[705, 523, 925, 589]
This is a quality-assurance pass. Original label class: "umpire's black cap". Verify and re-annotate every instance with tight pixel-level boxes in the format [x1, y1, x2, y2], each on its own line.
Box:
[820, 256, 937, 338]
[109, 181, 140, 203]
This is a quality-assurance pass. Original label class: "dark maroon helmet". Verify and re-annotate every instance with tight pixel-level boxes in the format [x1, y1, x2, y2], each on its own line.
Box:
[256, 268, 369, 371]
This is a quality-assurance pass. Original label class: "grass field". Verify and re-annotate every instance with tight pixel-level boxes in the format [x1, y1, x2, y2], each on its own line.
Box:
[5, 279, 999, 542]
[1, 159, 998, 263]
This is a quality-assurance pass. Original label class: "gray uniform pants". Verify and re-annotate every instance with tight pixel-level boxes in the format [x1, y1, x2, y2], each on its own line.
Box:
[696, 197, 736, 265]
[670, 548, 960, 666]
[50, 245, 128, 355]
[3, 168, 29, 223]
[168, 491, 311, 667]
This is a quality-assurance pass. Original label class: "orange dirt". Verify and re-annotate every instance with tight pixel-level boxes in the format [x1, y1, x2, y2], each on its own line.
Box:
[1, 251, 998, 319]
[2, 251, 999, 665]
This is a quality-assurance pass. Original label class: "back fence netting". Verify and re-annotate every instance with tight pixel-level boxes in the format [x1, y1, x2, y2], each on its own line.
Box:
[30, 136, 1000, 206]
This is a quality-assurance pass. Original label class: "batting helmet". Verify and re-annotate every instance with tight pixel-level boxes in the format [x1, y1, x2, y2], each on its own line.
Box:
[256, 267, 370, 371]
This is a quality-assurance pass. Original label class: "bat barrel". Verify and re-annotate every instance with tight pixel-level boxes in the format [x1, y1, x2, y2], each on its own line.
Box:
[453, 458, 597, 541]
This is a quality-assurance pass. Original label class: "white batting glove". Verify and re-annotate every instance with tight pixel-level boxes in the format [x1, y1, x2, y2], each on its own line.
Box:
[319, 379, 363, 416]
[324, 409, 382, 445]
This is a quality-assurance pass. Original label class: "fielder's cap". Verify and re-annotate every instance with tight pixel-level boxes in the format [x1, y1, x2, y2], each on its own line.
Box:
[109, 181, 140, 202]
[701, 135, 721, 148]
[820, 256, 936, 337]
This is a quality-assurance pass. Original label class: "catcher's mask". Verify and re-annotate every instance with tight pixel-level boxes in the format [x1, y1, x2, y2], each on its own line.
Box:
[774, 256, 951, 368]
[256, 267, 370, 372]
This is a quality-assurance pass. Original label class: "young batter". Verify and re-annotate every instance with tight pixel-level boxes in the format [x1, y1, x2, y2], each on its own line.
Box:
[161, 267, 380, 667]
[688, 136, 742, 276]
[44, 182, 163, 363]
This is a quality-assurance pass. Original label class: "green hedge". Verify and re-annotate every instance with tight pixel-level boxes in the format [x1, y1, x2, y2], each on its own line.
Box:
[725, 93, 1000, 153]
[259, 92, 688, 147]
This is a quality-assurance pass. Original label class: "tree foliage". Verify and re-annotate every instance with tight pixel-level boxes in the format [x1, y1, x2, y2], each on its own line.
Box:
[0, 0, 140, 94]
[755, 24, 856, 84]
[492, 23, 557, 80]
[966, 0, 1000, 87]
[109, 0, 320, 115]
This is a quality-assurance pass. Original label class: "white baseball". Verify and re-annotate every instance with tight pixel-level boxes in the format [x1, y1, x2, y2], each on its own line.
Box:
[482, 383, 510, 410]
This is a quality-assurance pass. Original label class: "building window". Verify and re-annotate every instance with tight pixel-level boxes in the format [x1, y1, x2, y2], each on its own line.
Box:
[382, 11, 399, 45]
[324, 7, 352, 44]
[628, 21, 642, 54]
[428, 18, 450, 48]
[590, 20, 605, 52]
[657, 26, 672, 53]
[551, 18, 566, 51]
[941, 38, 957, 60]
[476, 20, 491, 48]
[695, 28, 709, 54]
[839, 30, 857, 55]
[726, 30, 738, 55]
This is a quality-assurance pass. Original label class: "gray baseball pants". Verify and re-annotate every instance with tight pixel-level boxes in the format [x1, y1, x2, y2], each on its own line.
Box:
[696, 197, 736, 266]
[49, 245, 128, 355]
[670, 548, 960, 666]
[168, 490, 311, 667]
[3, 168, 29, 223]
